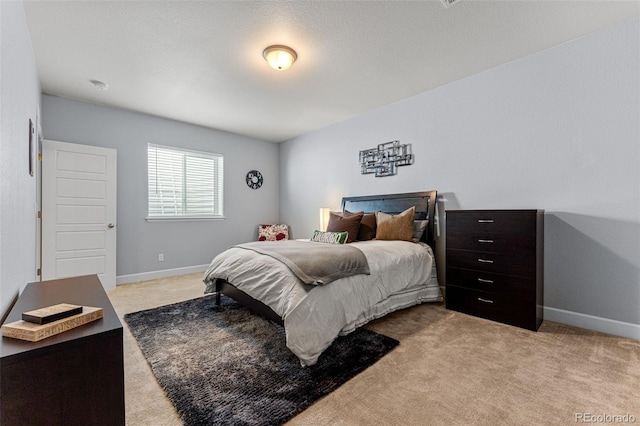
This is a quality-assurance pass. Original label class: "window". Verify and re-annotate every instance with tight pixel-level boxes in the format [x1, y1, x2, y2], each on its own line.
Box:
[147, 144, 223, 219]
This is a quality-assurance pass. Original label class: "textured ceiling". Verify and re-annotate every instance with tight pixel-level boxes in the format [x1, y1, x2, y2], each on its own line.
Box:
[24, 1, 640, 142]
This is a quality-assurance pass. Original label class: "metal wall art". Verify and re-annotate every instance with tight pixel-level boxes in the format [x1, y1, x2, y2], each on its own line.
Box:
[359, 140, 414, 177]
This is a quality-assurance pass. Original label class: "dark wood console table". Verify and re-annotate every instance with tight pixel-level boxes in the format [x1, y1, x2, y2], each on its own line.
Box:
[0, 275, 125, 425]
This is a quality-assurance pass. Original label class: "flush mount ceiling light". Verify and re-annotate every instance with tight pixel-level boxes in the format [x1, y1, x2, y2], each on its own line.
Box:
[262, 45, 297, 71]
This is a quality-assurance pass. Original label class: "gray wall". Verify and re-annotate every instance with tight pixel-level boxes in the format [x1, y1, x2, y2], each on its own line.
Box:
[0, 1, 41, 317]
[280, 19, 640, 326]
[42, 95, 280, 278]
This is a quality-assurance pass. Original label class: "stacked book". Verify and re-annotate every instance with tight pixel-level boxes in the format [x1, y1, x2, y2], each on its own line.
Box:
[1, 303, 103, 342]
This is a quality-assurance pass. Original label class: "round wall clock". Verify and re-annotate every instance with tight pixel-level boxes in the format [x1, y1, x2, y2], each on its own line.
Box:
[246, 170, 263, 189]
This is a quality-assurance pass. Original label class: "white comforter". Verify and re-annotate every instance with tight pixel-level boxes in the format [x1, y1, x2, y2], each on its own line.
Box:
[203, 239, 438, 366]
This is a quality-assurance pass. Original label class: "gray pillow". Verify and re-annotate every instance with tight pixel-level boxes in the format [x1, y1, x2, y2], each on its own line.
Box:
[413, 220, 429, 242]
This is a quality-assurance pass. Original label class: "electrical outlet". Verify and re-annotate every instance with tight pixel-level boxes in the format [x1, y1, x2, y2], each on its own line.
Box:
[158, 253, 164, 262]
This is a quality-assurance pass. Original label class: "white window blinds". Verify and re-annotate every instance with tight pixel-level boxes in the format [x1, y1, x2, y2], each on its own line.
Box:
[148, 144, 224, 218]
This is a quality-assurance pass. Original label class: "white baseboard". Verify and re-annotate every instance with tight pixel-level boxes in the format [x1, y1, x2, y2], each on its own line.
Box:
[544, 306, 640, 341]
[116, 264, 209, 286]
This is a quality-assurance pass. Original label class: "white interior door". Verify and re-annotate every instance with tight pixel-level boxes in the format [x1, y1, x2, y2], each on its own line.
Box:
[42, 140, 117, 290]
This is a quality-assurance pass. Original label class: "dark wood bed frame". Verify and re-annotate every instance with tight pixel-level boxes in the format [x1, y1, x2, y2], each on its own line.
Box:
[214, 190, 438, 326]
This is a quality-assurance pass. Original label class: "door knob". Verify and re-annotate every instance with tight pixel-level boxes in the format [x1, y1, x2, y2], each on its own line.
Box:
[108, 223, 115, 229]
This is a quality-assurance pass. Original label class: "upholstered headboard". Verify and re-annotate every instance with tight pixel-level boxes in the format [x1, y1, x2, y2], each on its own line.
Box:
[340, 191, 438, 249]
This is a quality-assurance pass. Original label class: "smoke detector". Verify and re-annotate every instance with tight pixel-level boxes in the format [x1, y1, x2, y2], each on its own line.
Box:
[90, 79, 109, 91]
[441, 0, 462, 8]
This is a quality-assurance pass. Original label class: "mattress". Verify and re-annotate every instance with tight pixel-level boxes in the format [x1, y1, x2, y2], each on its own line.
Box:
[203, 239, 442, 366]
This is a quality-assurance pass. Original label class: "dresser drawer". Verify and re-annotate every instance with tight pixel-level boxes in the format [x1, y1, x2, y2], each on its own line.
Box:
[446, 248, 535, 277]
[446, 210, 537, 236]
[446, 231, 535, 254]
[446, 267, 536, 296]
[445, 285, 536, 330]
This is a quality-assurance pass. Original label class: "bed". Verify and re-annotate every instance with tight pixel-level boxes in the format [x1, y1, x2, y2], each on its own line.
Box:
[203, 191, 442, 366]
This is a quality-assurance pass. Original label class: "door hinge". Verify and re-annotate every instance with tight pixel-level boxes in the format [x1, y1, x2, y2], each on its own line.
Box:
[38, 153, 42, 161]
[36, 268, 41, 276]
[37, 211, 42, 219]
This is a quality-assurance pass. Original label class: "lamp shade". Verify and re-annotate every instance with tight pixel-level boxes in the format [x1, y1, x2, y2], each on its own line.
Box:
[319, 207, 331, 232]
[263, 45, 297, 71]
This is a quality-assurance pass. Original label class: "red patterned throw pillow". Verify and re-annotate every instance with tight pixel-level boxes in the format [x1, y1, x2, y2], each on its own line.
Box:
[258, 224, 289, 241]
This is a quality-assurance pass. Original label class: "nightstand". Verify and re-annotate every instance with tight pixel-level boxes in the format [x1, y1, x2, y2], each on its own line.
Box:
[445, 210, 544, 331]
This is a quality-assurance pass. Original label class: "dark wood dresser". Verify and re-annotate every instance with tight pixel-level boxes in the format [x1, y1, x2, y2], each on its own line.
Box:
[0, 275, 125, 425]
[445, 210, 544, 331]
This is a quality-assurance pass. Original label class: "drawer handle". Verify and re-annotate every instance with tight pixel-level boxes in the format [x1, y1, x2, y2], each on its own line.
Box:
[477, 297, 494, 304]
[477, 258, 494, 264]
[477, 278, 494, 283]
[477, 219, 494, 223]
[478, 239, 494, 243]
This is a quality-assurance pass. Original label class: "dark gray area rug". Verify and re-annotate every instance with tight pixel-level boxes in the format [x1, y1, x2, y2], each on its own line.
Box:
[124, 295, 399, 426]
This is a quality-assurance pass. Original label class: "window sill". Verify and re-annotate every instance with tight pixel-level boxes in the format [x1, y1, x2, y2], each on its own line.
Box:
[145, 216, 226, 223]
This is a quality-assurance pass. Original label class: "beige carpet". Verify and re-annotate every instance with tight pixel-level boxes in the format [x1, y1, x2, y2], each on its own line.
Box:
[110, 273, 640, 425]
